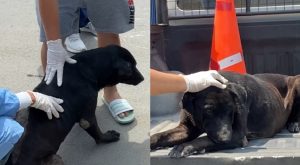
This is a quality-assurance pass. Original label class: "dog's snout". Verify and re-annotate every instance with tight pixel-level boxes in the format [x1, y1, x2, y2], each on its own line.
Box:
[216, 124, 232, 142]
[132, 69, 144, 85]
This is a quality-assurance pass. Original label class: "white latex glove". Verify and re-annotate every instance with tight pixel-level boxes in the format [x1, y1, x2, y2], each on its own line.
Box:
[16, 91, 64, 120]
[31, 92, 64, 120]
[182, 70, 228, 92]
[45, 39, 77, 86]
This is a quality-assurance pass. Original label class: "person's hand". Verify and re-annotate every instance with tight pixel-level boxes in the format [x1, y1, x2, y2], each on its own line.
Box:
[182, 70, 228, 92]
[45, 39, 77, 86]
[29, 92, 64, 120]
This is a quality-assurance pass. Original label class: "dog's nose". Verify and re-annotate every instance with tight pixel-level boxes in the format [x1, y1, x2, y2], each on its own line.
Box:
[217, 124, 232, 142]
[133, 69, 144, 85]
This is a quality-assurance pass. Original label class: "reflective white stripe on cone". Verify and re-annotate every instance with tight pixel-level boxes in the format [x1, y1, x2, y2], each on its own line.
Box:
[218, 52, 243, 70]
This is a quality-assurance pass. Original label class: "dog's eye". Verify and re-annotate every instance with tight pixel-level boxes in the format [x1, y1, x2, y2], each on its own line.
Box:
[204, 104, 215, 114]
[204, 104, 215, 109]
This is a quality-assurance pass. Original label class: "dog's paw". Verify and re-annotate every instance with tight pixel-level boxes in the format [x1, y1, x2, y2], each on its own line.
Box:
[150, 135, 160, 150]
[98, 130, 120, 143]
[287, 122, 300, 133]
[168, 144, 205, 158]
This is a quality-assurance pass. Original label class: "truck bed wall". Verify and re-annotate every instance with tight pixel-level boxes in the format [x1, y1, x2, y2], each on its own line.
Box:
[151, 13, 300, 75]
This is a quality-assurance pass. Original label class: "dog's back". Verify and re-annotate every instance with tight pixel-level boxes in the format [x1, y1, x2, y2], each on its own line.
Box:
[219, 71, 290, 137]
[254, 73, 300, 133]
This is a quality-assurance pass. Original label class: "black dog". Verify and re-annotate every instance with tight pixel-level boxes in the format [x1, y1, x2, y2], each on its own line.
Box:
[8, 45, 144, 165]
[151, 71, 300, 158]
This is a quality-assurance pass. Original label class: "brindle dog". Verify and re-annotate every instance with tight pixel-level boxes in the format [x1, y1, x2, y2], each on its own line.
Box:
[151, 71, 300, 158]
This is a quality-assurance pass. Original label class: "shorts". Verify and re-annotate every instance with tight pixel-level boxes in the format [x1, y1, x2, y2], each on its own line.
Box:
[36, 0, 135, 42]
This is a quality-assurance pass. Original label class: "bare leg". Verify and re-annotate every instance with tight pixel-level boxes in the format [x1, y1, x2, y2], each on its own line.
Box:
[98, 33, 130, 118]
[41, 42, 47, 73]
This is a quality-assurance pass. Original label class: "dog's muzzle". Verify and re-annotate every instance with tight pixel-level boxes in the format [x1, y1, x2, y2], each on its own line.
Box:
[130, 69, 144, 85]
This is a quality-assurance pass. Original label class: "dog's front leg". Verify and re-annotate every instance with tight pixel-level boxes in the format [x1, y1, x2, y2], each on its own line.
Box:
[151, 122, 202, 150]
[285, 77, 300, 133]
[287, 101, 300, 133]
[79, 118, 120, 144]
[168, 135, 248, 158]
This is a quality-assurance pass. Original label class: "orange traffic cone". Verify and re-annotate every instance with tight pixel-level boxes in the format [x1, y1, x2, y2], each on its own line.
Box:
[210, 0, 247, 74]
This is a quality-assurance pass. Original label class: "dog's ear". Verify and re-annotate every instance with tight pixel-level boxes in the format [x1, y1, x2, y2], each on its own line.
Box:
[227, 83, 248, 136]
[114, 60, 132, 77]
[182, 93, 196, 113]
[226, 83, 248, 113]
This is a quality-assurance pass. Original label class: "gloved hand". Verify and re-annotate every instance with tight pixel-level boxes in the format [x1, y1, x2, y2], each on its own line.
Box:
[45, 39, 77, 86]
[182, 70, 228, 92]
[30, 92, 64, 120]
[16, 91, 64, 120]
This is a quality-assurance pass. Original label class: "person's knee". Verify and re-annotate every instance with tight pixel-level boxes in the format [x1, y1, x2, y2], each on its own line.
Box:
[0, 117, 24, 145]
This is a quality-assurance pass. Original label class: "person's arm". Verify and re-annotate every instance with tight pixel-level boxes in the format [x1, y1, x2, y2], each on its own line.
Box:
[38, 0, 77, 87]
[150, 69, 228, 96]
[0, 89, 20, 117]
[0, 88, 64, 120]
[151, 69, 187, 95]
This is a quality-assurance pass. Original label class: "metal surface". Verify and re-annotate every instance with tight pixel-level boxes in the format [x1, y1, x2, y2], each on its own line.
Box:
[151, 13, 300, 75]
[151, 112, 300, 165]
[151, 1, 300, 165]
[167, 0, 300, 19]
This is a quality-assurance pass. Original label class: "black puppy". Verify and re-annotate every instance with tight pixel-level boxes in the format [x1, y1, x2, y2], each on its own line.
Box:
[151, 71, 298, 158]
[8, 45, 144, 165]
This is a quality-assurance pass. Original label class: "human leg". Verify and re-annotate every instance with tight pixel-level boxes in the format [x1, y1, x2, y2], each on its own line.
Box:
[99, 33, 133, 121]
[41, 42, 47, 72]
[36, 0, 83, 69]
[0, 117, 24, 161]
[86, 0, 135, 124]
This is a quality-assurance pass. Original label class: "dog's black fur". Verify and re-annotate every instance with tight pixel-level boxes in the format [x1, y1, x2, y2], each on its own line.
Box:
[8, 45, 144, 165]
[150, 71, 300, 158]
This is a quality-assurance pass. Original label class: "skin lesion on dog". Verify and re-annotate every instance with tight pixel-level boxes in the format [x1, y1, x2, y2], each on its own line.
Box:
[79, 119, 91, 129]
[151, 71, 300, 158]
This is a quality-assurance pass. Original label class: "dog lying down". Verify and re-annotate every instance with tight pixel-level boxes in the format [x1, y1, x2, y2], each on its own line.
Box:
[8, 45, 144, 165]
[151, 71, 300, 158]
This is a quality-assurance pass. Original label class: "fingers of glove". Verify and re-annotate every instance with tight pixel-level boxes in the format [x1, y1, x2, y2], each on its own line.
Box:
[46, 108, 53, 120]
[209, 79, 227, 89]
[65, 57, 77, 64]
[56, 66, 64, 87]
[52, 100, 64, 113]
[211, 72, 228, 84]
[51, 107, 60, 119]
[52, 97, 64, 104]
[44, 66, 51, 82]
[46, 68, 56, 85]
